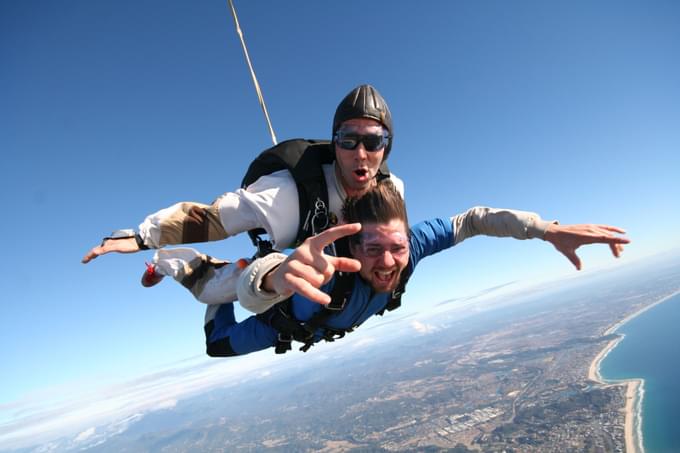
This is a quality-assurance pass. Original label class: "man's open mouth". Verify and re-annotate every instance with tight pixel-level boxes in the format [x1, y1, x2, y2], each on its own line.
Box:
[374, 270, 395, 283]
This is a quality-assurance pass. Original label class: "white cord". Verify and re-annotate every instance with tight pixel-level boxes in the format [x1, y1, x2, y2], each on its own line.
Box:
[227, 0, 278, 145]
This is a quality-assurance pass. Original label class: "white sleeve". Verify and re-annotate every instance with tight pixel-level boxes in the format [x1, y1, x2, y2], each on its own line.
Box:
[138, 200, 230, 249]
[137, 170, 300, 249]
[237, 252, 290, 314]
[452, 207, 557, 245]
[217, 170, 300, 250]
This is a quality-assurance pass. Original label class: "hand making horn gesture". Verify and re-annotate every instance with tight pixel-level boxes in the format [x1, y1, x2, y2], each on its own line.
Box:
[263, 223, 363, 305]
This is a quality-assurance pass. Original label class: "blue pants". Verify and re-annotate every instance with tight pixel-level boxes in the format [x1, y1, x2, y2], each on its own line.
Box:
[204, 304, 278, 357]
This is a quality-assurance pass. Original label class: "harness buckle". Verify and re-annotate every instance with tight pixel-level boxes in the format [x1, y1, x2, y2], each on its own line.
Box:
[293, 325, 315, 343]
[277, 333, 293, 343]
[274, 333, 293, 355]
[324, 297, 348, 311]
[255, 238, 274, 258]
[310, 198, 329, 236]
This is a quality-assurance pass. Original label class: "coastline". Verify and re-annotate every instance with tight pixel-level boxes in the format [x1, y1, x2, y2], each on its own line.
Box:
[624, 379, 643, 453]
[587, 289, 680, 453]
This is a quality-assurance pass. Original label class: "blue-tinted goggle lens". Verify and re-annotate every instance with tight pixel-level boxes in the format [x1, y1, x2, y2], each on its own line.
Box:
[334, 130, 390, 152]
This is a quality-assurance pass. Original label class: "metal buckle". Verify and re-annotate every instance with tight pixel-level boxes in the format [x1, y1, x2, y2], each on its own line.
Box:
[255, 238, 274, 258]
[303, 198, 329, 237]
[277, 333, 292, 343]
[296, 325, 315, 342]
[310, 199, 329, 235]
[325, 297, 347, 311]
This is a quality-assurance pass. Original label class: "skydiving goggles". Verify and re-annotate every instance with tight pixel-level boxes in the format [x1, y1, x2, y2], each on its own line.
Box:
[352, 231, 409, 258]
[333, 127, 391, 152]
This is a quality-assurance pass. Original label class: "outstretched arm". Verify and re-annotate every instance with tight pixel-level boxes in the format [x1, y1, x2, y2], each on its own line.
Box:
[82, 170, 303, 264]
[451, 207, 630, 270]
[543, 223, 629, 270]
[82, 235, 141, 263]
[452, 207, 555, 244]
[81, 200, 228, 263]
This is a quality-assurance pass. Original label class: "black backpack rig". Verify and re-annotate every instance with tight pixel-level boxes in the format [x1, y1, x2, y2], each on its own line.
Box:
[241, 139, 412, 354]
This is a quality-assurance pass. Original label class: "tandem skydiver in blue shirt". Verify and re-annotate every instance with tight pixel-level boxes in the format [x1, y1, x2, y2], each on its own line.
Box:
[203, 181, 630, 357]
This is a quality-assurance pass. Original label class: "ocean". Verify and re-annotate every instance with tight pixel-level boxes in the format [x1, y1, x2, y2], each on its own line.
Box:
[600, 293, 680, 453]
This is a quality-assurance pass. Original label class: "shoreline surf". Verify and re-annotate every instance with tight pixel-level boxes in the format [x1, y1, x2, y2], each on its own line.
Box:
[587, 289, 680, 453]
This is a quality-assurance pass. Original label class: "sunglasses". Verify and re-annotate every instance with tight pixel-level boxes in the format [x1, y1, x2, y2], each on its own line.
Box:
[334, 129, 390, 152]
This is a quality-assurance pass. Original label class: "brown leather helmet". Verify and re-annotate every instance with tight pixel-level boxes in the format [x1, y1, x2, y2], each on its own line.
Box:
[332, 84, 393, 156]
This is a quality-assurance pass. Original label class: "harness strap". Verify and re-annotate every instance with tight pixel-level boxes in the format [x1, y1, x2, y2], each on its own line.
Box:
[256, 269, 356, 354]
[257, 300, 313, 354]
[243, 141, 337, 256]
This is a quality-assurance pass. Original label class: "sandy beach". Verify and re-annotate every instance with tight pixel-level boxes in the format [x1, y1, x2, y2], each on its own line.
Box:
[587, 336, 622, 383]
[587, 289, 680, 453]
[624, 379, 642, 453]
[588, 337, 641, 453]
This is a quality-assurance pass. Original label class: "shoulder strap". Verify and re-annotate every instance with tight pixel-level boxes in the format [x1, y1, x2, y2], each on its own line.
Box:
[241, 139, 334, 188]
[288, 142, 334, 246]
[241, 139, 335, 254]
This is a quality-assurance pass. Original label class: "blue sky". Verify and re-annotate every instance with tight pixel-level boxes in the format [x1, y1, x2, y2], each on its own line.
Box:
[2, 0, 679, 448]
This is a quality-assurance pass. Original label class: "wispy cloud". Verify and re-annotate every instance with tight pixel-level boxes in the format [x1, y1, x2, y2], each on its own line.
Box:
[350, 337, 377, 349]
[410, 320, 439, 334]
[0, 352, 288, 450]
[436, 280, 518, 306]
[73, 427, 96, 442]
